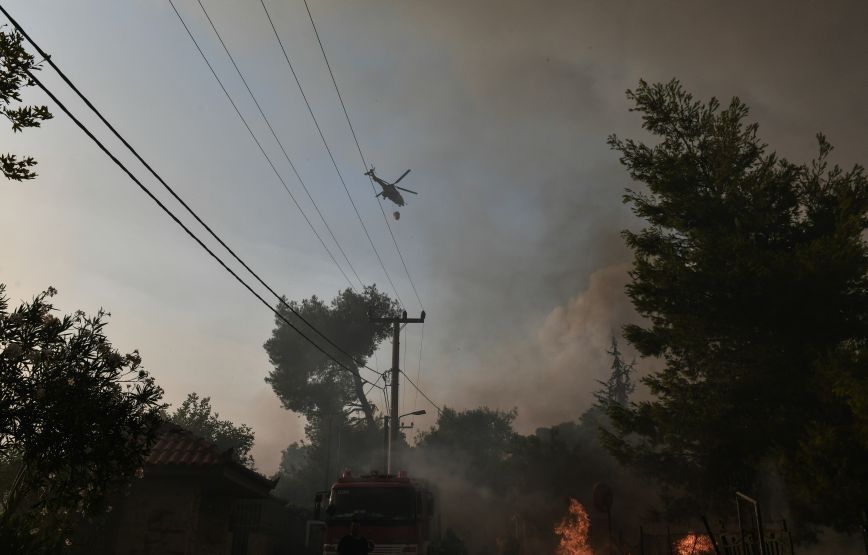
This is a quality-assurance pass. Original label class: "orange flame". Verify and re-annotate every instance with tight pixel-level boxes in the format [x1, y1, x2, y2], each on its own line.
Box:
[675, 533, 714, 555]
[554, 498, 594, 555]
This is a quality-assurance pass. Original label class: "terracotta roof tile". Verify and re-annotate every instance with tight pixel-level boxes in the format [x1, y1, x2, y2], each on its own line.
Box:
[145, 423, 278, 495]
[146, 423, 228, 466]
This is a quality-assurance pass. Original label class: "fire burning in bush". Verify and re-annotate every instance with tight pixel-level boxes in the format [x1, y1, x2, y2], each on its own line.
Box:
[675, 533, 714, 554]
[554, 498, 593, 555]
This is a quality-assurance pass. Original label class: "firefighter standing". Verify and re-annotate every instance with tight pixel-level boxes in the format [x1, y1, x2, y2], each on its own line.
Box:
[338, 519, 374, 555]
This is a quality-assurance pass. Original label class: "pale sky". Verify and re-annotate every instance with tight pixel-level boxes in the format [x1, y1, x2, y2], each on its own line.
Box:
[2, 0, 867, 473]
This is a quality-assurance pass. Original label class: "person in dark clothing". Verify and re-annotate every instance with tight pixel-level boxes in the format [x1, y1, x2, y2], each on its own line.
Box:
[338, 519, 374, 555]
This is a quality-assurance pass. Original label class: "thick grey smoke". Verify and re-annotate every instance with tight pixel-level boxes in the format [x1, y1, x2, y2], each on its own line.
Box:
[378, 0, 868, 432]
[454, 264, 638, 430]
[3, 0, 866, 478]
[3, 2, 864, 552]
[188, 0, 868, 457]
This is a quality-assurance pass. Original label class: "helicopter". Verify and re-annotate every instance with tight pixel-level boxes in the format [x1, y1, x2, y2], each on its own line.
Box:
[364, 167, 417, 207]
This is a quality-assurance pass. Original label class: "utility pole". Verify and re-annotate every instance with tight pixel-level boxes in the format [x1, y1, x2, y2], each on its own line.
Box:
[370, 310, 425, 474]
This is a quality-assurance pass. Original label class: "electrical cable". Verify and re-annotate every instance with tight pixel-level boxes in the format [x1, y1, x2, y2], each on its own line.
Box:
[372, 347, 382, 376]
[21, 67, 384, 391]
[401, 325, 408, 415]
[352, 366, 385, 420]
[167, 0, 357, 290]
[300, 0, 424, 310]
[413, 322, 424, 410]
[381, 378, 391, 417]
[190, 0, 364, 290]
[0, 2, 385, 383]
[362, 381, 379, 411]
[400, 369, 441, 415]
[257, 0, 406, 308]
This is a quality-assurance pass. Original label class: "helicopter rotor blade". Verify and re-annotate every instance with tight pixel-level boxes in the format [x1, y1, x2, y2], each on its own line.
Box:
[392, 169, 411, 185]
[396, 187, 418, 195]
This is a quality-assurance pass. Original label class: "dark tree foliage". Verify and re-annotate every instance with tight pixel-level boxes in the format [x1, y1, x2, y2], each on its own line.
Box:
[271, 441, 319, 505]
[266, 287, 401, 505]
[264, 286, 399, 430]
[166, 392, 255, 468]
[0, 285, 164, 551]
[0, 28, 52, 181]
[410, 403, 653, 554]
[415, 407, 518, 487]
[594, 337, 635, 410]
[277, 442, 309, 475]
[603, 80, 868, 529]
[272, 413, 389, 505]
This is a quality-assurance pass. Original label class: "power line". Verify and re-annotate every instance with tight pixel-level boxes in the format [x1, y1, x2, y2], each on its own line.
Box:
[5, 2, 404, 411]
[400, 369, 441, 416]
[401, 325, 408, 415]
[300, 0, 424, 310]
[189, 0, 365, 291]
[413, 322, 425, 410]
[20, 67, 384, 392]
[257, 0, 405, 309]
[363, 378, 380, 410]
[1, 1, 391, 385]
[167, 0, 359, 290]
[381, 374, 391, 418]
[169, 0, 394, 382]
[0, 4, 376, 378]
[365, 370, 385, 391]
[372, 345, 382, 376]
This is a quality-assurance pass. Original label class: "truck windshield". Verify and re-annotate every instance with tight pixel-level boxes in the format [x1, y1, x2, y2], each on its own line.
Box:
[329, 487, 415, 522]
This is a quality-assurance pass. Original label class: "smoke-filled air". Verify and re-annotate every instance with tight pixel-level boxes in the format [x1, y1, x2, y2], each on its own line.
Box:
[1, 0, 867, 554]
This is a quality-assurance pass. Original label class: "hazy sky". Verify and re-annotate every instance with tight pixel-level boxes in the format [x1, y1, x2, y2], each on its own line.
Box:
[2, 0, 867, 473]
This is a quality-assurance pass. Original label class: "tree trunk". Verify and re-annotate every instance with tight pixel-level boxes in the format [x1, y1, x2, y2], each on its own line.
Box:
[350, 368, 377, 430]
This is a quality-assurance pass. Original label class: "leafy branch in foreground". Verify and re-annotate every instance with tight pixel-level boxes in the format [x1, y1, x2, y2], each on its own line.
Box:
[0, 26, 52, 181]
[0, 285, 164, 551]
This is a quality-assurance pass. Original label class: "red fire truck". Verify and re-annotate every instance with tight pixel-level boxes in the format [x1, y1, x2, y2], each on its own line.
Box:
[319, 469, 439, 555]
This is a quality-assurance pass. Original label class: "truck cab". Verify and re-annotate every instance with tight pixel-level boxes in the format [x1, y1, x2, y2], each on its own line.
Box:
[321, 470, 438, 555]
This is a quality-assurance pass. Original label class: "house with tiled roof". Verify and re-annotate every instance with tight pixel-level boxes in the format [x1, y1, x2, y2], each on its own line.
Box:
[71, 423, 307, 555]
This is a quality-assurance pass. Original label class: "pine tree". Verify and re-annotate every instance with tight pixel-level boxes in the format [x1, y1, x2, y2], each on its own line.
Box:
[601, 79, 868, 528]
[594, 337, 635, 409]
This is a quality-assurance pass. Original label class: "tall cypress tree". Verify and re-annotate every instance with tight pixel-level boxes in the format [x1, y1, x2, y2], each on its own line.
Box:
[594, 337, 635, 410]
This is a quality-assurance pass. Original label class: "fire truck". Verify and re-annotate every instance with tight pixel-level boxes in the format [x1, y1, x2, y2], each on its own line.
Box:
[317, 469, 440, 555]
